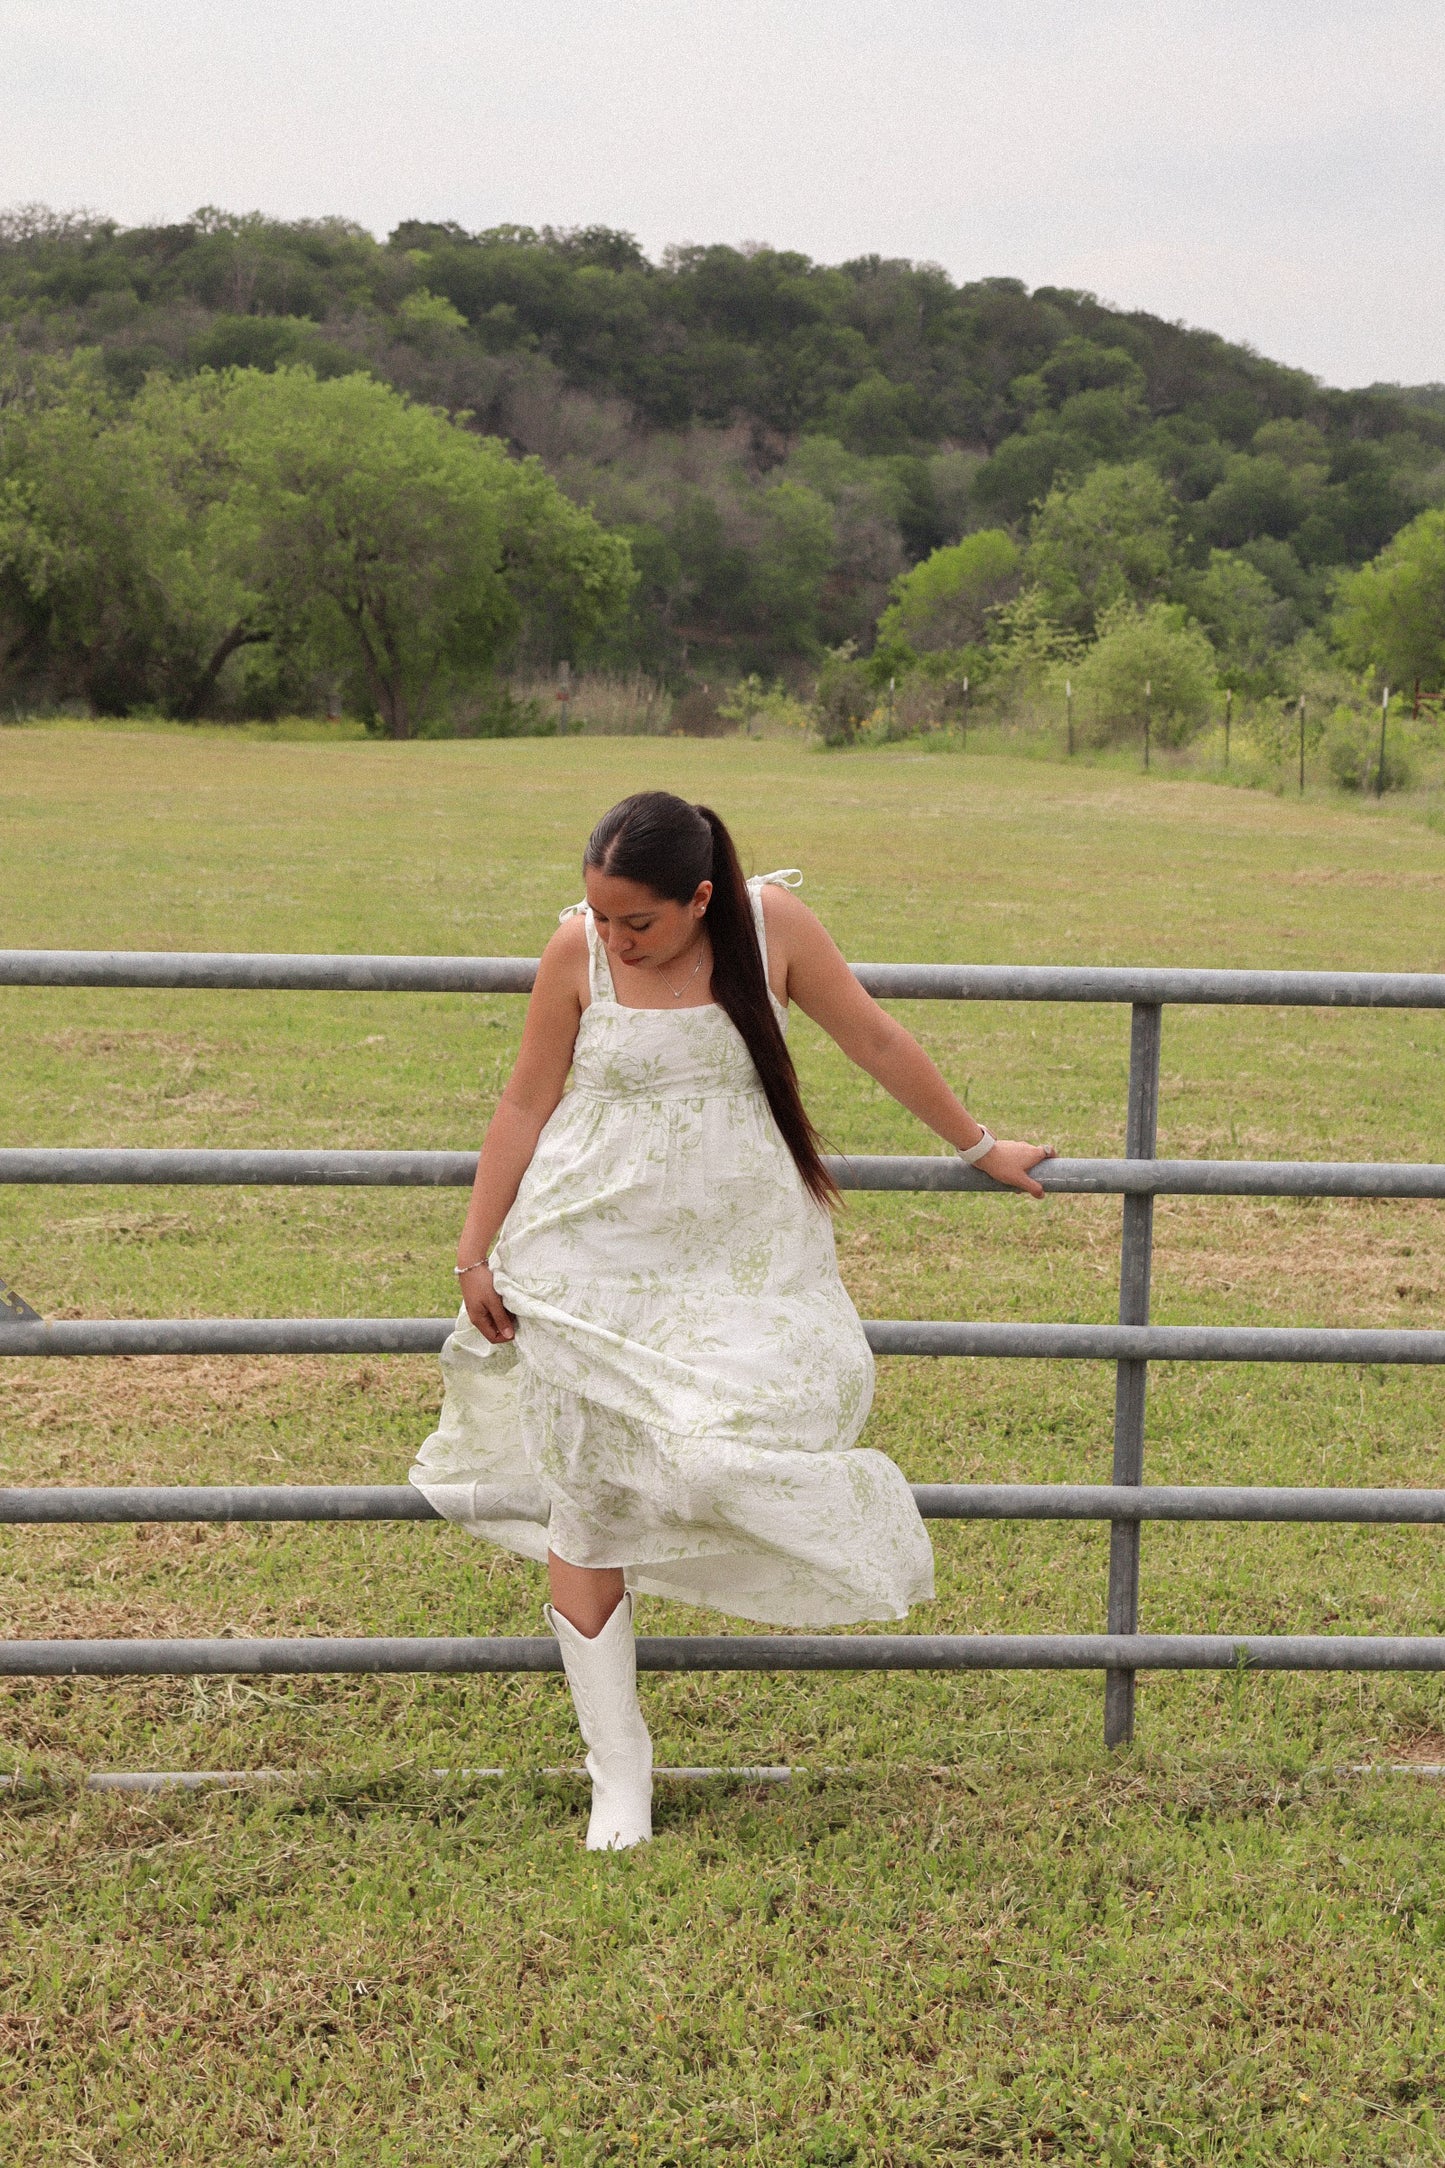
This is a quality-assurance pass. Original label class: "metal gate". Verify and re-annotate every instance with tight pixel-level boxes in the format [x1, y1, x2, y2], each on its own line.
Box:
[3, 948, 1444, 1749]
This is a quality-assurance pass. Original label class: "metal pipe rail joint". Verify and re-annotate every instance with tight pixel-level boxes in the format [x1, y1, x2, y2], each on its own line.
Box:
[3, 949, 1444, 1745]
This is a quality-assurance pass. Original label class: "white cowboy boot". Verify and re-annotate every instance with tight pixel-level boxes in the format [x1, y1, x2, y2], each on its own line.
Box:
[546, 1591, 653, 1850]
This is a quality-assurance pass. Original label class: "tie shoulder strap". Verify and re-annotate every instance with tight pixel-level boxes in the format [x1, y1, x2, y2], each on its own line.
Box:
[557, 900, 611, 1003]
[745, 871, 801, 995]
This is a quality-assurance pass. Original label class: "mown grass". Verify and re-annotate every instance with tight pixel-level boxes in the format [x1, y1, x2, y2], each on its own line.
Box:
[1, 727, 1444, 2163]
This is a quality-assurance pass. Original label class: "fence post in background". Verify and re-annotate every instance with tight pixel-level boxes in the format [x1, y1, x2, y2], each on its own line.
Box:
[1104, 1000, 1163, 1747]
[1066, 677, 1074, 756]
[1224, 688, 1232, 768]
[1298, 695, 1306, 796]
[1376, 685, 1390, 798]
[557, 659, 572, 733]
[961, 675, 970, 749]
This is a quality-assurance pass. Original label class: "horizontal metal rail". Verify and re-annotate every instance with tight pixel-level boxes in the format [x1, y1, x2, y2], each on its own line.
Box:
[6, 950, 1443, 1742]
[2, 1633, 1443, 1677]
[918, 1484, 1445, 1523]
[0, 1766, 800, 1793]
[870, 1322, 1445, 1362]
[0, 951, 538, 995]
[3, 1147, 1444, 1198]
[3, 1317, 1442, 1362]
[0, 1484, 444, 1523]
[7, 1761, 1441, 1791]
[4, 951, 1445, 1007]
[5, 1482, 1445, 1525]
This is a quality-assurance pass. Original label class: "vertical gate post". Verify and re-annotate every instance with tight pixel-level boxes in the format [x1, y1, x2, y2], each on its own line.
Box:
[1104, 1002, 1162, 1746]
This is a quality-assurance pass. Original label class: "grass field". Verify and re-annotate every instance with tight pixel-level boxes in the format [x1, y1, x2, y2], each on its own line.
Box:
[2, 726, 1444, 2163]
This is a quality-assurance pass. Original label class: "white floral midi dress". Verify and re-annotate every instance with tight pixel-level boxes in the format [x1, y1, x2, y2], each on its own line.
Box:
[409, 872, 935, 1627]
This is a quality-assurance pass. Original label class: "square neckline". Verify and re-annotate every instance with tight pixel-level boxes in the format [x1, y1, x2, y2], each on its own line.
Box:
[597, 936, 721, 1013]
[575, 871, 795, 1017]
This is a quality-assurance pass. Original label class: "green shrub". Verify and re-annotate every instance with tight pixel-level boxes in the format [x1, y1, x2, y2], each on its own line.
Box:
[1324, 704, 1414, 792]
[1333, 507, 1445, 688]
[417, 685, 553, 739]
[718, 674, 813, 737]
[1070, 600, 1218, 749]
[1025, 462, 1177, 636]
[813, 647, 875, 746]
[875, 530, 1021, 656]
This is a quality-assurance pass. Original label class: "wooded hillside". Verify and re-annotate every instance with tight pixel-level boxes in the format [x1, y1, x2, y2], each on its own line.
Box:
[3, 205, 1443, 713]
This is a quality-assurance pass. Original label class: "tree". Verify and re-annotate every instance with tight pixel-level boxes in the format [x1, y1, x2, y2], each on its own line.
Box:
[123, 371, 273, 715]
[823, 372, 916, 456]
[0, 351, 258, 715]
[1036, 337, 1147, 404]
[218, 368, 634, 735]
[6, 210, 1445, 686]
[1193, 454, 1312, 551]
[749, 480, 835, 653]
[1332, 508, 1445, 689]
[0, 355, 635, 725]
[1070, 601, 1218, 748]
[971, 429, 1086, 523]
[875, 529, 1020, 657]
[489, 445, 645, 670]
[1024, 462, 1178, 636]
[1173, 549, 1289, 693]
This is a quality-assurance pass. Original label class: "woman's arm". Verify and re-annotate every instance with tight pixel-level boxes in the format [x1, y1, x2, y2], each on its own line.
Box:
[763, 887, 1054, 1198]
[455, 919, 587, 1339]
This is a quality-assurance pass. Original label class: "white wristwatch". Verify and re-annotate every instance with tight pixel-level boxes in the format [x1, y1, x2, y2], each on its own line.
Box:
[954, 1129, 996, 1167]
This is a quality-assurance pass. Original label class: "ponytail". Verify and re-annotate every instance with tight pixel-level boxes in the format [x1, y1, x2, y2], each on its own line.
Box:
[583, 792, 839, 1208]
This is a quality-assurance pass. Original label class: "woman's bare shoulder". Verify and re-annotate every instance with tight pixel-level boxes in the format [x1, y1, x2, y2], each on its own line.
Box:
[534, 913, 590, 1000]
[545, 913, 590, 958]
[760, 881, 830, 950]
[759, 884, 839, 1002]
[758, 882, 816, 925]
[539, 910, 589, 971]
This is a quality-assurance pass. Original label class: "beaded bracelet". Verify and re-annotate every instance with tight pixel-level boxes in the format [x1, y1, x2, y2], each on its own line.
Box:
[454, 1259, 488, 1277]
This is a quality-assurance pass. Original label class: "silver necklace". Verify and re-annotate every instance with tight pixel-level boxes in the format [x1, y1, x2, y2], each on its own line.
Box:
[660, 938, 707, 1000]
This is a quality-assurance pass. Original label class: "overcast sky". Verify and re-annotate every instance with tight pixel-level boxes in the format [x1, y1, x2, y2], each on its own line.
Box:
[5, 0, 1441, 389]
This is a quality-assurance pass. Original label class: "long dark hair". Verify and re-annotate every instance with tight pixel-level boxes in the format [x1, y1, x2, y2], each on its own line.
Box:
[584, 791, 838, 1208]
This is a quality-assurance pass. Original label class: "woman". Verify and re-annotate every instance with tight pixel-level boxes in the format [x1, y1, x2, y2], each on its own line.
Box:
[411, 792, 1052, 1849]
